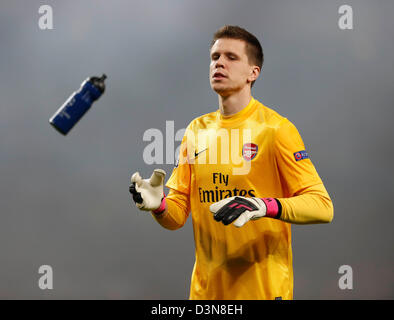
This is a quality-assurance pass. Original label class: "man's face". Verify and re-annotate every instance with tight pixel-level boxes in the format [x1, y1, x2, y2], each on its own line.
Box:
[209, 38, 259, 96]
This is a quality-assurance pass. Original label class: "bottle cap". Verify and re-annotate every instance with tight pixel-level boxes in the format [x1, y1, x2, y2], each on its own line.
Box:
[89, 74, 107, 93]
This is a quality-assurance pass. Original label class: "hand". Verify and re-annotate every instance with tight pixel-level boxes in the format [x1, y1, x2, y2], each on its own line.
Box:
[209, 196, 271, 227]
[129, 169, 166, 211]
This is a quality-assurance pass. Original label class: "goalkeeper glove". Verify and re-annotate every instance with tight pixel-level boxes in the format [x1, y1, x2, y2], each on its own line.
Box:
[209, 196, 281, 227]
[129, 169, 166, 214]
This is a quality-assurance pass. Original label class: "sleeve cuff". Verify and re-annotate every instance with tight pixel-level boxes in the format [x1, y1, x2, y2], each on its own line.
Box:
[260, 197, 282, 219]
[152, 195, 166, 215]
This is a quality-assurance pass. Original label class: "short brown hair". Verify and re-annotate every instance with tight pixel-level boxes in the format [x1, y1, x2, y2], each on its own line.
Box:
[210, 25, 263, 87]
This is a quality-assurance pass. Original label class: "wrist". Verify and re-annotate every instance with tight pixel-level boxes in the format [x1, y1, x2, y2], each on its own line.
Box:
[152, 194, 166, 215]
[260, 198, 282, 219]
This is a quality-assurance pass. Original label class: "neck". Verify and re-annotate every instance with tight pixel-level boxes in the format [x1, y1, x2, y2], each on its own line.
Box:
[218, 86, 252, 116]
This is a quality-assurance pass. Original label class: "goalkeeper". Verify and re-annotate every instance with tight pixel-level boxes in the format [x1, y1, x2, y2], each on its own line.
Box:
[129, 25, 333, 300]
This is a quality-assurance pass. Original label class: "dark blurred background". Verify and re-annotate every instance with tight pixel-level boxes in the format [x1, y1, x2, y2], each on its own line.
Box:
[0, 0, 393, 299]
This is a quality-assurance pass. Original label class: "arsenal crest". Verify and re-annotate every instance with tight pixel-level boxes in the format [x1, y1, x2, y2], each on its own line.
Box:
[242, 143, 258, 161]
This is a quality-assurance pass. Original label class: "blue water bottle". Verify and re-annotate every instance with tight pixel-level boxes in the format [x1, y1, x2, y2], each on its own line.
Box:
[49, 74, 107, 135]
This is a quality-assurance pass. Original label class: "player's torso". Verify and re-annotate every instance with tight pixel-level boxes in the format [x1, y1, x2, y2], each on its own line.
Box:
[188, 103, 285, 228]
[186, 101, 293, 299]
[185, 102, 291, 252]
[191, 126, 280, 197]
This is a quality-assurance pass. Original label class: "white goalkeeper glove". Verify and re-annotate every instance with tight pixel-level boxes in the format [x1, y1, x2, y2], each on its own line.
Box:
[129, 169, 166, 213]
[209, 196, 281, 227]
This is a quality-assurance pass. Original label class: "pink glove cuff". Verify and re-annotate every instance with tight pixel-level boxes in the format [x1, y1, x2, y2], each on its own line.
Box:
[152, 194, 166, 215]
[260, 198, 280, 218]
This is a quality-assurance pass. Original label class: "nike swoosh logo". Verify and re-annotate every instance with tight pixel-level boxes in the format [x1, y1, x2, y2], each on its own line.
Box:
[194, 148, 207, 159]
[175, 148, 208, 167]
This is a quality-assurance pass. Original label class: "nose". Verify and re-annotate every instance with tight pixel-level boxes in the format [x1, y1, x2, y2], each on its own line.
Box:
[215, 56, 225, 69]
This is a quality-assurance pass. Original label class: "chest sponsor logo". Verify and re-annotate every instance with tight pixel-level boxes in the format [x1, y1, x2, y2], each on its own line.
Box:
[242, 143, 258, 161]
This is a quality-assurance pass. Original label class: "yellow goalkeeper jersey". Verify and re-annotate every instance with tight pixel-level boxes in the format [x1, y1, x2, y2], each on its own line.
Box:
[162, 97, 329, 300]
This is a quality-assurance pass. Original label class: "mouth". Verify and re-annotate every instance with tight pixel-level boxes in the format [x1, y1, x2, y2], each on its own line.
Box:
[212, 71, 227, 80]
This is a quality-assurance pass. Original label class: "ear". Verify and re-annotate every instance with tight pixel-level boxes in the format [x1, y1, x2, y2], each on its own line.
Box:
[247, 66, 260, 84]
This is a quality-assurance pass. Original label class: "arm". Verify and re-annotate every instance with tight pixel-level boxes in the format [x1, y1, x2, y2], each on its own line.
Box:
[277, 183, 333, 224]
[274, 118, 333, 224]
[131, 125, 193, 230]
[210, 119, 334, 227]
[152, 124, 193, 230]
[151, 188, 191, 230]
[209, 182, 333, 227]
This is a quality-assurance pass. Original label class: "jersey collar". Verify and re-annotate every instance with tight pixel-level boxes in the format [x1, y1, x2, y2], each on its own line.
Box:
[216, 97, 258, 127]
